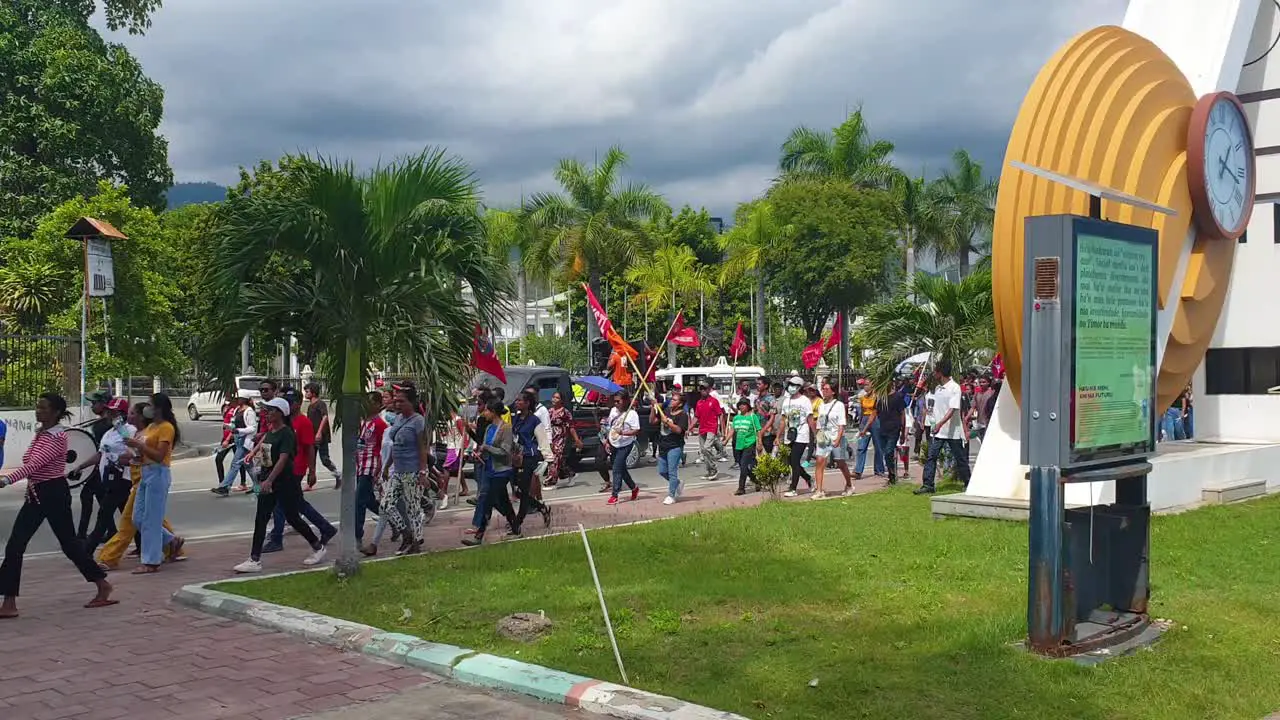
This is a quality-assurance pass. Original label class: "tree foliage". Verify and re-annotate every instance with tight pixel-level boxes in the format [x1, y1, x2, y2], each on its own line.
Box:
[0, 2, 172, 238]
[779, 107, 897, 188]
[765, 179, 898, 341]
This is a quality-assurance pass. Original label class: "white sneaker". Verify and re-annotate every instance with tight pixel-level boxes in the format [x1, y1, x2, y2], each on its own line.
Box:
[439, 493, 449, 510]
[303, 546, 327, 566]
[812, 491, 827, 500]
[783, 490, 798, 498]
[233, 559, 262, 574]
[663, 496, 675, 505]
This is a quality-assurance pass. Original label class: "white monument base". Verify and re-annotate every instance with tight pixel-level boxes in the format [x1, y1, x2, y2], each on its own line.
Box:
[934, 384, 1280, 519]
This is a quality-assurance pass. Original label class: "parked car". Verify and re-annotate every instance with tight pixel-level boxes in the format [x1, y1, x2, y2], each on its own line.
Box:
[186, 375, 266, 420]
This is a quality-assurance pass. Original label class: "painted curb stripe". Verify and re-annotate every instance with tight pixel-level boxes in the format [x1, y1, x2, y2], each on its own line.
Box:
[172, 582, 751, 720]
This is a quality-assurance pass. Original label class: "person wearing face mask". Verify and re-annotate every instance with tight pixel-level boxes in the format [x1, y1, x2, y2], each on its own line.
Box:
[779, 376, 815, 497]
[79, 398, 136, 557]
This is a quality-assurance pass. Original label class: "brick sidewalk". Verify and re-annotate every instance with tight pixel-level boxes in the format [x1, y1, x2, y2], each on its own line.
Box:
[0, 461, 919, 720]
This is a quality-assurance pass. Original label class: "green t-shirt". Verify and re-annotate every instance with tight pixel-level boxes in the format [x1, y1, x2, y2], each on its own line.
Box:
[731, 413, 762, 451]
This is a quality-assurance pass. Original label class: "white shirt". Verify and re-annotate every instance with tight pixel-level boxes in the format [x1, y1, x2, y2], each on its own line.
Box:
[816, 399, 847, 447]
[606, 407, 640, 448]
[534, 404, 551, 430]
[781, 394, 812, 444]
[929, 379, 964, 440]
[98, 424, 129, 477]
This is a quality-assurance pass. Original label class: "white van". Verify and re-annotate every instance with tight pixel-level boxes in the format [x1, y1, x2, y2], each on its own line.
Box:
[654, 357, 767, 408]
[186, 375, 266, 420]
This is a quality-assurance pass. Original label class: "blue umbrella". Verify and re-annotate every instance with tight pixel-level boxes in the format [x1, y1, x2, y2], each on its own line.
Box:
[573, 375, 622, 395]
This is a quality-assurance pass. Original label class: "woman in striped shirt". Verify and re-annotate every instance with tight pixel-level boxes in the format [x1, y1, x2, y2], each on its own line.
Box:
[0, 393, 116, 618]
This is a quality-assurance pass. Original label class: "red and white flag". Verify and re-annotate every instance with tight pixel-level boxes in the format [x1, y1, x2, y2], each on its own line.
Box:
[667, 310, 701, 347]
[801, 338, 825, 369]
[729, 322, 748, 360]
[471, 323, 506, 383]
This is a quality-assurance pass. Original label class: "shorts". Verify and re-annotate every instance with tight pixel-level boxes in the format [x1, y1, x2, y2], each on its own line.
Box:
[815, 437, 850, 461]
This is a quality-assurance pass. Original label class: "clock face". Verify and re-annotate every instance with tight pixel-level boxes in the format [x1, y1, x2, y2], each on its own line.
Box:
[1202, 97, 1253, 234]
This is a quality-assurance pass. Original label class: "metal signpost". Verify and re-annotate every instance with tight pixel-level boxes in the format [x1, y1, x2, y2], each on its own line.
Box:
[1014, 163, 1171, 658]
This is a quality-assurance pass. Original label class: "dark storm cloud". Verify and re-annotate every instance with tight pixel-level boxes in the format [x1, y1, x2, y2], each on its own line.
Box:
[109, 0, 1127, 216]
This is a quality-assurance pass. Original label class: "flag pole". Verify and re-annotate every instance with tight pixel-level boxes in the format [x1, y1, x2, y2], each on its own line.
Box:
[623, 311, 682, 418]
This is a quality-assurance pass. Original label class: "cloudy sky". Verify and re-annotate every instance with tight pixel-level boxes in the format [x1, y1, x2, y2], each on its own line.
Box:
[109, 0, 1126, 217]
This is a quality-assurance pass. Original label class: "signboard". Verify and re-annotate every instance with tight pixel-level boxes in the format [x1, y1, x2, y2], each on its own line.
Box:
[1071, 230, 1156, 461]
[86, 238, 115, 297]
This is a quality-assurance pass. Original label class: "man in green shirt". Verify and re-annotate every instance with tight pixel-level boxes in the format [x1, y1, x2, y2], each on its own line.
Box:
[728, 397, 762, 496]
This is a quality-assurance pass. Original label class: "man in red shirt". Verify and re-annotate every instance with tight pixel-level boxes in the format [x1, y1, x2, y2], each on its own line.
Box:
[263, 388, 336, 553]
[355, 391, 389, 552]
[692, 383, 728, 480]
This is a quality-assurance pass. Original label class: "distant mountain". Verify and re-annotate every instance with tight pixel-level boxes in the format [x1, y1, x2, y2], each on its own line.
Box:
[165, 182, 228, 209]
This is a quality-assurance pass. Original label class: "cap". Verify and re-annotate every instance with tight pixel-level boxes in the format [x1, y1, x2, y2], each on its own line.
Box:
[106, 397, 129, 413]
[86, 389, 112, 404]
[263, 398, 291, 416]
[282, 388, 302, 405]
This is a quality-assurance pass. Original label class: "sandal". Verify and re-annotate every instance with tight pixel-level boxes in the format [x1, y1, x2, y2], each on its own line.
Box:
[84, 597, 119, 609]
[97, 562, 118, 572]
[131, 565, 160, 575]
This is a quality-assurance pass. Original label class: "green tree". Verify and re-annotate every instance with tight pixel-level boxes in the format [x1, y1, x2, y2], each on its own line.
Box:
[40, 0, 163, 34]
[888, 172, 942, 292]
[927, 149, 997, 277]
[0, 2, 172, 238]
[625, 242, 714, 367]
[720, 200, 793, 358]
[484, 207, 539, 343]
[201, 149, 512, 577]
[525, 146, 668, 348]
[765, 179, 898, 342]
[854, 270, 995, 392]
[653, 205, 721, 266]
[779, 107, 897, 188]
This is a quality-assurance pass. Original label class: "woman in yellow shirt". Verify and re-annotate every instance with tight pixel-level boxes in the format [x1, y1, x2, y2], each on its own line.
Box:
[97, 403, 182, 570]
[122, 394, 184, 574]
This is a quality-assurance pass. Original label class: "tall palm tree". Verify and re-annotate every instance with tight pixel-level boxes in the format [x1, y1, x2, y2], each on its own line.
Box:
[779, 107, 897, 188]
[854, 270, 995, 393]
[625, 241, 715, 366]
[928, 149, 997, 277]
[889, 172, 940, 293]
[484, 207, 539, 343]
[201, 149, 512, 577]
[524, 146, 669, 348]
[719, 200, 793, 357]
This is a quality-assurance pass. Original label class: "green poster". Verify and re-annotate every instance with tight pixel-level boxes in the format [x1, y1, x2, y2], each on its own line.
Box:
[1072, 232, 1155, 454]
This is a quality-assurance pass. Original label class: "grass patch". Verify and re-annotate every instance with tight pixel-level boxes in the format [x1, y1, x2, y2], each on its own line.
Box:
[216, 488, 1280, 719]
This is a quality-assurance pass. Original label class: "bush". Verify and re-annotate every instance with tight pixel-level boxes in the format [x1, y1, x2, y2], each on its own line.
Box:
[751, 445, 790, 497]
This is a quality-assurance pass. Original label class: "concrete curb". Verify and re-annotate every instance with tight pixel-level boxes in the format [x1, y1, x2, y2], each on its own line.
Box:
[173, 582, 749, 720]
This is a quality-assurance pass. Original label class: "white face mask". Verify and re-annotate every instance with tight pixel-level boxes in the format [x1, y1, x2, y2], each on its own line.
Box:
[787, 384, 801, 395]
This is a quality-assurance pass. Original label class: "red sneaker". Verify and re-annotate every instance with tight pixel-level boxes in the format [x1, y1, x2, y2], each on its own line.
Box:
[630, 487, 640, 502]
[607, 496, 618, 505]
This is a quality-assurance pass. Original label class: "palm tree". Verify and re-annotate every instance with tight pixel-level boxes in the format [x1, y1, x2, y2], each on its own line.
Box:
[625, 241, 715, 366]
[854, 270, 995, 393]
[201, 149, 513, 576]
[928, 149, 997, 277]
[889, 172, 940, 293]
[0, 256, 68, 328]
[779, 107, 897, 188]
[484, 207, 539, 344]
[524, 146, 669, 348]
[719, 200, 793, 358]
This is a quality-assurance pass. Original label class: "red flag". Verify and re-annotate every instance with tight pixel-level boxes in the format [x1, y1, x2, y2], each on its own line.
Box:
[991, 353, 1005, 380]
[729, 322, 748, 360]
[667, 310, 701, 347]
[823, 312, 843, 351]
[801, 338, 825, 369]
[583, 283, 638, 361]
[471, 324, 506, 383]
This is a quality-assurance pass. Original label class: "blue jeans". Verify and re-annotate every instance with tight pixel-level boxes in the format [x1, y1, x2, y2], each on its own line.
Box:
[219, 436, 248, 489]
[1183, 409, 1193, 439]
[611, 444, 637, 497]
[133, 464, 175, 566]
[922, 436, 970, 490]
[854, 418, 885, 475]
[1160, 408, 1185, 441]
[656, 446, 683, 498]
[471, 463, 491, 529]
[354, 474, 380, 541]
[269, 497, 335, 545]
[875, 426, 901, 481]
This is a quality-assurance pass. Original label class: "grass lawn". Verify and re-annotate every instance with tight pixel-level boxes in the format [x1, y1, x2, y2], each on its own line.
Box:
[216, 488, 1280, 720]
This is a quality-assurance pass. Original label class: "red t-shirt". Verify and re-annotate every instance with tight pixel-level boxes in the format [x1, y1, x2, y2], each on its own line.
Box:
[221, 405, 236, 443]
[291, 414, 316, 477]
[694, 397, 723, 436]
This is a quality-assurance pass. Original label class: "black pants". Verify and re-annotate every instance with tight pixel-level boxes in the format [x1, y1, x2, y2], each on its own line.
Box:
[762, 434, 776, 455]
[480, 471, 518, 535]
[787, 442, 812, 491]
[737, 446, 758, 492]
[85, 471, 131, 557]
[1, 479, 106, 597]
[251, 475, 319, 560]
[77, 473, 103, 539]
[354, 474, 380, 541]
[514, 460, 546, 527]
[315, 443, 338, 474]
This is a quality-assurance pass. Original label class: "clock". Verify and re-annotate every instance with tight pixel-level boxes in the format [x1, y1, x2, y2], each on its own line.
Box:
[1187, 91, 1256, 240]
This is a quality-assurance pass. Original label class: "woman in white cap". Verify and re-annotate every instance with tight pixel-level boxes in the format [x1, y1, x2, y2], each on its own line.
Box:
[233, 398, 326, 573]
[779, 376, 815, 497]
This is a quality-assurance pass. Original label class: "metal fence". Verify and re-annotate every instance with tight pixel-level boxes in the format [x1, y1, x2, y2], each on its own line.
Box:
[0, 333, 81, 409]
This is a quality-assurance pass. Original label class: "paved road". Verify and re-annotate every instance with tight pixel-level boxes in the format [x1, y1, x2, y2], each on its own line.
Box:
[0, 442, 719, 557]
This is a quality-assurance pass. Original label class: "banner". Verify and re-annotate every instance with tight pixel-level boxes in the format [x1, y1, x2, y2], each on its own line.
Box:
[729, 322, 748, 360]
[471, 324, 506, 383]
[823, 312, 843, 351]
[668, 311, 701, 347]
[801, 338, 825, 369]
[86, 238, 115, 297]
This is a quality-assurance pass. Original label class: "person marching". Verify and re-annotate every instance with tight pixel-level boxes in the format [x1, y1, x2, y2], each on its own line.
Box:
[728, 397, 763, 496]
[0, 393, 116, 617]
[652, 389, 689, 505]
